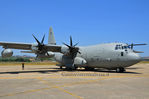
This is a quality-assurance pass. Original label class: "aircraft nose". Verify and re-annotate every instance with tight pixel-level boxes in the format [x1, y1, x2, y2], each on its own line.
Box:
[128, 53, 141, 61]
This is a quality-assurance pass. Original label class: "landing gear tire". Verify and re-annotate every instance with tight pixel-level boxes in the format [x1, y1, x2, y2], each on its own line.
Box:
[116, 67, 125, 73]
[60, 66, 63, 69]
[74, 65, 78, 70]
[65, 65, 78, 71]
[65, 67, 73, 71]
[85, 67, 94, 71]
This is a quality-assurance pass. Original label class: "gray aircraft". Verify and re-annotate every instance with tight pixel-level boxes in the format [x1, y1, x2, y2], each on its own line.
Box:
[0, 27, 147, 72]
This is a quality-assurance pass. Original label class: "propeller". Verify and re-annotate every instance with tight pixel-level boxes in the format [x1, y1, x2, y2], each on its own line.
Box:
[32, 34, 46, 54]
[129, 43, 147, 49]
[63, 36, 81, 59]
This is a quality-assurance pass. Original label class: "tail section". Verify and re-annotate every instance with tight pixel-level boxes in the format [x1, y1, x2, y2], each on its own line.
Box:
[48, 27, 56, 45]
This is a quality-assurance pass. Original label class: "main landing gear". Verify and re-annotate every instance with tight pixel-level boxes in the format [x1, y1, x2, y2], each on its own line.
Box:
[85, 67, 95, 71]
[116, 67, 126, 73]
[60, 66, 63, 69]
[62, 65, 78, 71]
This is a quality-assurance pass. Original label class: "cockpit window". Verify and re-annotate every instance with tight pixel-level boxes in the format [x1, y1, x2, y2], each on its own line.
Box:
[115, 45, 118, 50]
[115, 44, 130, 50]
[127, 45, 131, 49]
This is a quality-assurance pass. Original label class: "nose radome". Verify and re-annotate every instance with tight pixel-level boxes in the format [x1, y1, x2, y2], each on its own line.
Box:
[129, 53, 141, 61]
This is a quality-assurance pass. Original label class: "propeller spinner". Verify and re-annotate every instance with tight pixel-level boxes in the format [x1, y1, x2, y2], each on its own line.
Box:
[32, 34, 46, 53]
[63, 36, 81, 59]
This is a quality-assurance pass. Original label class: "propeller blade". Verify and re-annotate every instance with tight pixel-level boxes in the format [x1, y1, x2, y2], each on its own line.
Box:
[75, 47, 81, 54]
[133, 50, 144, 53]
[77, 48, 81, 54]
[129, 43, 147, 49]
[133, 43, 147, 46]
[131, 43, 133, 49]
[78, 51, 81, 54]
[70, 36, 73, 46]
[41, 34, 45, 44]
[74, 42, 79, 47]
[46, 52, 50, 56]
[32, 34, 41, 45]
[63, 43, 70, 48]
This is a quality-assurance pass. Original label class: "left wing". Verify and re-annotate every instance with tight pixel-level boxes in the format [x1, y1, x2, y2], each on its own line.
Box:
[43, 44, 61, 52]
[0, 42, 62, 52]
[0, 42, 32, 50]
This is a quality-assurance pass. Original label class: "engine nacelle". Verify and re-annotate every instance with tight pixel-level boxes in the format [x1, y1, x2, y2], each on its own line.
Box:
[31, 44, 38, 52]
[37, 51, 55, 58]
[46, 51, 55, 57]
[1, 49, 13, 58]
[61, 46, 69, 55]
[54, 53, 63, 63]
[54, 53, 87, 66]
[74, 57, 87, 66]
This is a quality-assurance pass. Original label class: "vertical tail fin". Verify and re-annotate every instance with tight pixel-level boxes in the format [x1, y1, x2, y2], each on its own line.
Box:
[48, 27, 56, 45]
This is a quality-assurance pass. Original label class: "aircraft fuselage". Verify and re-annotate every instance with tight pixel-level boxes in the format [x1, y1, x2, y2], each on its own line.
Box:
[79, 43, 141, 69]
[55, 43, 141, 70]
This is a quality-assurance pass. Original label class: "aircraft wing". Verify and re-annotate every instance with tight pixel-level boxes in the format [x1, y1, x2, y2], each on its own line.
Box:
[43, 44, 61, 52]
[0, 42, 32, 50]
[0, 42, 62, 52]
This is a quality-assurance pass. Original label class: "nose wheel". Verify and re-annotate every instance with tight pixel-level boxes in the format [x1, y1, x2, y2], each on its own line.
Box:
[116, 67, 126, 73]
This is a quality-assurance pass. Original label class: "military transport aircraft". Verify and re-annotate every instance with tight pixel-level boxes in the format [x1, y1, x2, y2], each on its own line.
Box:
[0, 27, 147, 72]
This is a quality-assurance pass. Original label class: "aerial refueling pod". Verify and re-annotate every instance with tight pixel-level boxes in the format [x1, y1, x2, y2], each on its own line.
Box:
[1, 49, 13, 58]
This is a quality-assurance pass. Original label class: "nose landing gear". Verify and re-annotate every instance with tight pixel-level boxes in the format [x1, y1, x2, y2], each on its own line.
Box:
[116, 67, 126, 73]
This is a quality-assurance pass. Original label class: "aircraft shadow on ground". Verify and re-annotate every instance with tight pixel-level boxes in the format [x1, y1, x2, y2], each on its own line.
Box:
[0, 67, 79, 74]
[94, 70, 142, 74]
[0, 69, 63, 74]
[126, 67, 143, 70]
[77, 69, 142, 74]
[0, 67, 142, 74]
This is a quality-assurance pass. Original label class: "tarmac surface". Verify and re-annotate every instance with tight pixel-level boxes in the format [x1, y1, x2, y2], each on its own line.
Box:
[0, 63, 149, 99]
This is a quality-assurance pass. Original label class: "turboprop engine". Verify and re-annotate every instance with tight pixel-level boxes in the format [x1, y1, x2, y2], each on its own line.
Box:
[1, 49, 13, 58]
[37, 51, 55, 58]
[31, 44, 38, 52]
[61, 46, 69, 55]
[55, 36, 86, 69]
[54, 53, 87, 66]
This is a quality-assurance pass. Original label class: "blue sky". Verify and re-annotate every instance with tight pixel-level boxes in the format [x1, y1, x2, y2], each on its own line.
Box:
[0, 0, 149, 56]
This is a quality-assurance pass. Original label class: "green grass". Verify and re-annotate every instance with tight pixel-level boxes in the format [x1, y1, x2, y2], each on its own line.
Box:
[139, 61, 149, 64]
